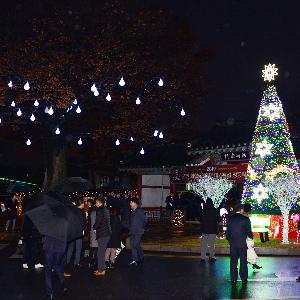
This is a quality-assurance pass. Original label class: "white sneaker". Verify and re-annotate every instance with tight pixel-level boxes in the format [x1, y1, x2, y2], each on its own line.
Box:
[35, 263, 44, 268]
[23, 264, 28, 269]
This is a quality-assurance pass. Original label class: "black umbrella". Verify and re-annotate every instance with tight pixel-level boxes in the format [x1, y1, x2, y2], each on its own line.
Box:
[53, 177, 93, 193]
[25, 192, 84, 242]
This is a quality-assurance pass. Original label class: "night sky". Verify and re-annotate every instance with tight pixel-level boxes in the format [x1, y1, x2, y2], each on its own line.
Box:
[151, 0, 300, 130]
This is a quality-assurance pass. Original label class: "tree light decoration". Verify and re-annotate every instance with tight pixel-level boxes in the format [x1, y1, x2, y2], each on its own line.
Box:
[180, 108, 186, 116]
[76, 106, 81, 114]
[47, 106, 54, 115]
[106, 93, 111, 101]
[130, 136, 134, 142]
[44, 107, 49, 114]
[24, 81, 30, 91]
[30, 113, 36, 122]
[119, 77, 125, 87]
[158, 78, 164, 87]
[171, 210, 184, 227]
[8, 81, 13, 88]
[135, 97, 141, 105]
[115, 139, 120, 146]
[34, 100, 39, 107]
[262, 63, 278, 82]
[94, 89, 99, 97]
[73, 99, 78, 105]
[153, 130, 158, 137]
[265, 174, 300, 244]
[11, 101, 16, 107]
[140, 148, 145, 155]
[26, 139, 31, 146]
[0, 118, 2, 124]
[159, 132, 163, 139]
[242, 66, 299, 211]
[55, 128, 60, 135]
[17, 109, 22, 117]
[77, 138, 83, 145]
[91, 84, 97, 92]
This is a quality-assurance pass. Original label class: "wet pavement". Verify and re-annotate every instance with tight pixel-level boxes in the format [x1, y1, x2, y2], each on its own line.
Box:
[1, 242, 300, 300]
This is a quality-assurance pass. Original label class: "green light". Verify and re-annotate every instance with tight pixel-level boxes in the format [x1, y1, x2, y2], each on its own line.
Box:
[0, 177, 37, 186]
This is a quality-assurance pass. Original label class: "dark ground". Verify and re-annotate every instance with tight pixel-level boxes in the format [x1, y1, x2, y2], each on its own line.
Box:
[1, 240, 300, 300]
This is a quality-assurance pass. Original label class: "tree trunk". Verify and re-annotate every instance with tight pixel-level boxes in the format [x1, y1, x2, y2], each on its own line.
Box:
[282, 211, 290, 244]
[42, 139, 67, 191]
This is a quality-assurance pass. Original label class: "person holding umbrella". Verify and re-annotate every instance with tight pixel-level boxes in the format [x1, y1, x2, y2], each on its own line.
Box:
[93, 198, 111, 276]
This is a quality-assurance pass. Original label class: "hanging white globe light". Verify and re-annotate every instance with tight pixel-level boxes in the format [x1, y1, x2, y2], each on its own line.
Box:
[24, 81, 30, 91]
[94, 89, 99, 97]
[130, 136, 134, 142]
[30, 113, 35, 122]
[158, 78, 164, 87]
[76, 106, 81, 114]
[153, 130, 158, 137]
[8, 81, 13, 88]
[159, 132, 164, 139]
[136, 97, 141, 105]
[26, 139, 31, 146]
[181, 108, 186, 116]
[73, 99, 78, 105]
[91, 84, 96, 92]
[78, 138, 83, 145]
[10, 101, 16, 107]
[48, 106, 54, 115]
[55, 128, 61, 135]
[106, 93, 111, 101]
[17, 109, 22, 117]
[140, 148, 145, 155]
[34, 100, 39, 107]
[119, 77, 125, 87]
[115, 139, 120, 146]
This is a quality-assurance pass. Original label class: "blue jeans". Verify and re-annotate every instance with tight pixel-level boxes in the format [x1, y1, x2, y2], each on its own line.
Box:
[66, 238, 82, 265]
[130, 234, 144, 262]
[44, 251, 65, 296]
[97, 236, 110, 272]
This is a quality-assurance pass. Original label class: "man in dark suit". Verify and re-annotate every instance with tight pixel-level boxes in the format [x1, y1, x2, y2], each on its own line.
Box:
[226, 204, 253, 285]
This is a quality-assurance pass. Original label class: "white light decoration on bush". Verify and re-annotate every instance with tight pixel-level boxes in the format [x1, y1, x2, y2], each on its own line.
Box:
[17, 109, 22, 117]
[262, 63, 278, 82]
[106, 93, 111, 101]
[153, 130, 158, 137]
[26, 139, 31, 146]
[140, 148, 145, 155]
[30, 114, 36, 122]
[34, 100, 39, 107]
[94, 89, 99, 96]
[55, 128, 60, 135]
[180, 108, 186, 116]
[265, 174, 300, 244]
[76, 106, 81, 114]
[115, 139, 120, 146]
[255, 139, 272, 158]
[136, 97, 141, 105]
[91, 84, 96, 92]
[77, 138, 83, 145]
[10, 101, 16, 107]
[159, 132, 164, 139]
[48, 106, 54, 116]
[73, 99, 78, 105]
[119, 77, 125, 87]
[130, 136, 134, 142]
[24, 81, 30, 91]
[251, 183, 269, 203]
[8, 81, 13, 88]
[44, 107, 49, 114]
[158, 78, 164, 87]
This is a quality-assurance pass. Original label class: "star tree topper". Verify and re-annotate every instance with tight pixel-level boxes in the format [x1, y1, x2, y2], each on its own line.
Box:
[262, 63, 278, 82]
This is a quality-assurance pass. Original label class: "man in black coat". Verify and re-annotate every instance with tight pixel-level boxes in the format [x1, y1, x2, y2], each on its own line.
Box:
[200, 199, 221, 262]
[226, 204, 253, 285]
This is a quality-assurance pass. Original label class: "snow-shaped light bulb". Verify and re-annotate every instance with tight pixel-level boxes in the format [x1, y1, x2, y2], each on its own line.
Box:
[119, 77, 125, 87]
[30, 114, 35, 122]
[24, 81, 30, 91]
[34, 100, 39, 107]
[76, 106, 81, 114]
[158, 78, 164, 87]
[26, 139, 31, 146]
[140, 148, 145, 155]
[106, 93, 111, 101]
[11, 101, 16, 107]
[91, 84, 96, 92]
[48, 106, 54, 115]
[94, 89, 99, 97]
[115, 139, 120, 146]
[17, 109, 22, 117]
[153, 130, 158, 137]
[136, 97, 141, 105]
[78, 138, 83, 145]
[130, 137, 134, 142]
[73, 99, 78, 105]
[8, 81, 13, 88]
[55, 128, 60, 135]
[180, 108, 186, 116]
[159, 132, 164, 139]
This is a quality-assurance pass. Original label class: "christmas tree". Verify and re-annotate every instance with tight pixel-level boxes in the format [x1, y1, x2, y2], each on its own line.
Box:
[242, 64, 299, 211]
